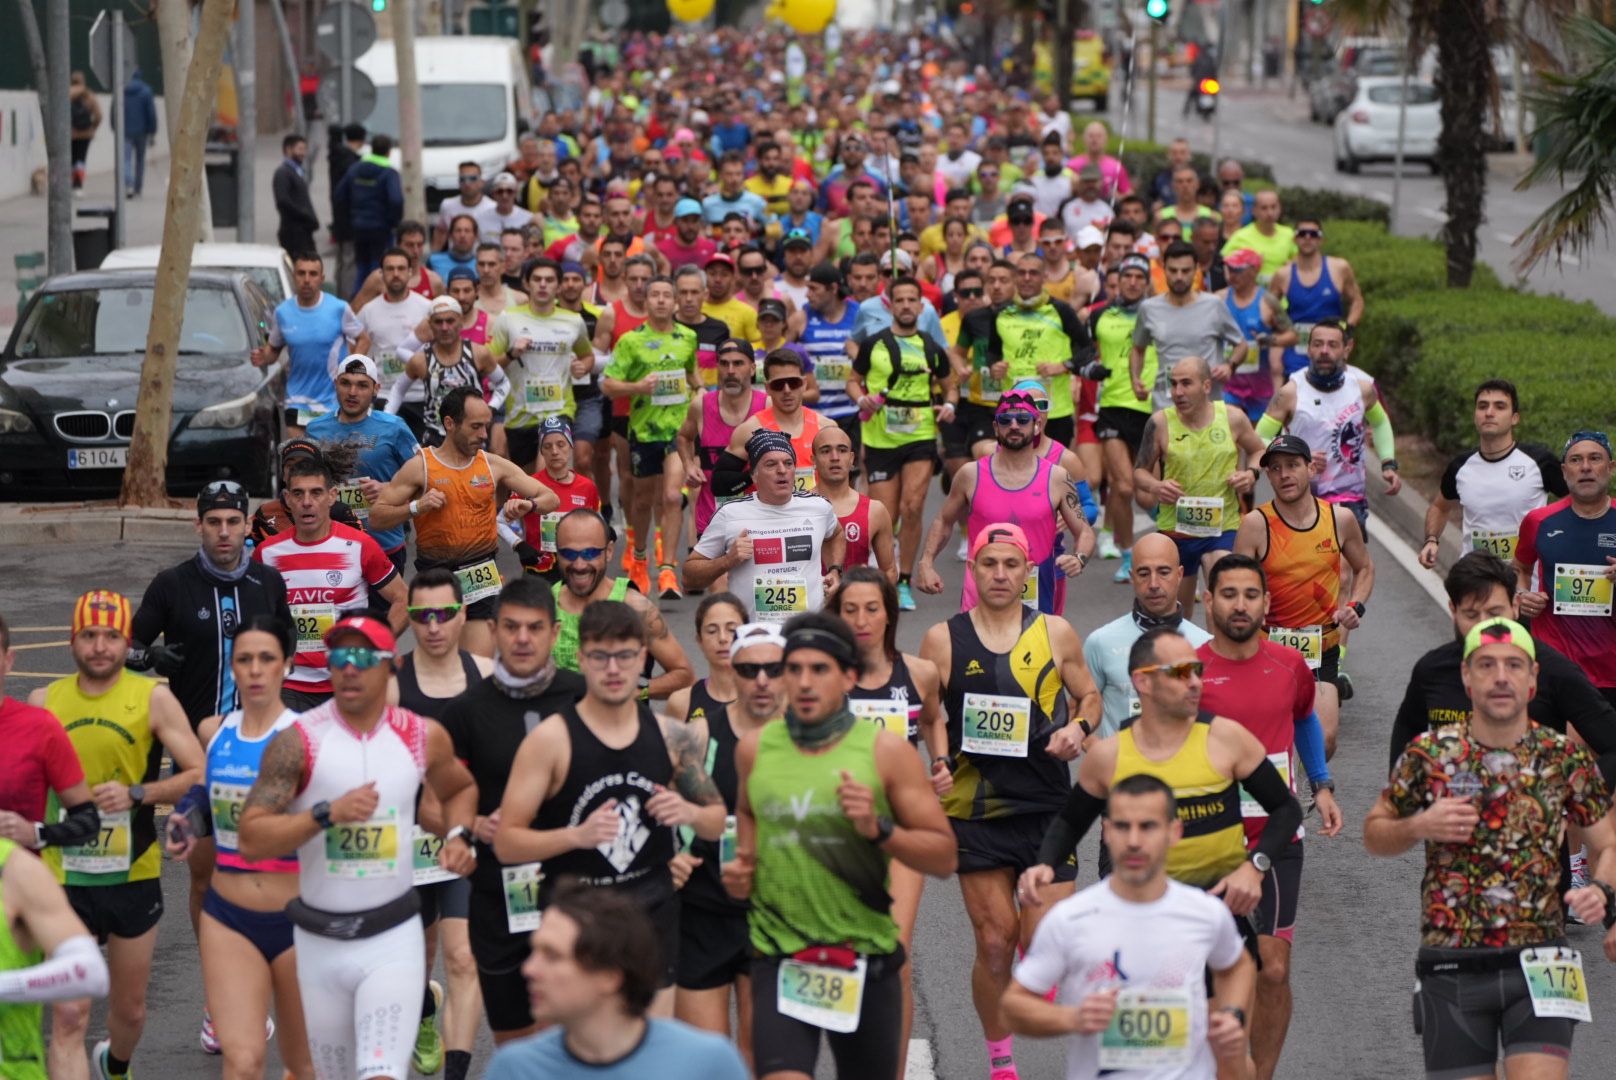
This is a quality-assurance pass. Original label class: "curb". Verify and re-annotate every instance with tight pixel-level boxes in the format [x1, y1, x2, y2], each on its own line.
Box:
[1365, 450, 1465, 577]
[0, 504, 195, 547]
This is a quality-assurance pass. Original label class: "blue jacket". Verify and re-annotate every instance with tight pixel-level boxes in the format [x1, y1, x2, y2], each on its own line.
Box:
[123, 72, 158, 139]
[334, 154, 403, 235]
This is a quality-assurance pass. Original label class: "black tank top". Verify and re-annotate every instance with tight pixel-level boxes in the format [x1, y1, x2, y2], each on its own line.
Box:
[849, 652, 923, 743]
[534, 701, 674, 904]
[395, 651, 483, 720]
[681, 679, 746, 913]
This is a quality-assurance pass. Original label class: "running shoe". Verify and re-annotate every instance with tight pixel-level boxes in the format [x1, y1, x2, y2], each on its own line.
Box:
[658, 564, 683, 600]
[1112, 549, 1133, 583]
[1097, 529, 1122, 560]
[628, 555, 652, 596]
[412, 980, 445, 1075]
[898, 581, 917, 611]
[989, 1062, 1020, 1080]
[1335, 670, 1355, 702]
[654, 526, 665, 567]
[199, 1009, 220, 1054]
[621, 528, 638, 572]
[91, 1039, 125, 1079]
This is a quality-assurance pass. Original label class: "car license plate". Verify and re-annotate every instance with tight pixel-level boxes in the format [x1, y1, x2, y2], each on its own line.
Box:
[66, 447, 128, 470]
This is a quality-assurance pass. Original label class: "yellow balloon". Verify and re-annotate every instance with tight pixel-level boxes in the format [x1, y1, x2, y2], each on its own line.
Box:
[779, 0, 836, 34]
[667, 0, 715, 23]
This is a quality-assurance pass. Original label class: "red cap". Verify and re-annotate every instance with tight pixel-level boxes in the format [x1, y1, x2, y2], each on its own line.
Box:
[705, 252, 735, 269]
[323, 616, 397, 653]
[969, 522, 1031, 561]
[1225, 247, 1264, 271]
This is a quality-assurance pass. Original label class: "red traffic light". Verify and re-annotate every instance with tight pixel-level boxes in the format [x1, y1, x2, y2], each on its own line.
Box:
[1198, 77, 1221, 95]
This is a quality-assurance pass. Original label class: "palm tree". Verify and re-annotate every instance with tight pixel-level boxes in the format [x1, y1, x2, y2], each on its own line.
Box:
[1513, 15, 1616, 271]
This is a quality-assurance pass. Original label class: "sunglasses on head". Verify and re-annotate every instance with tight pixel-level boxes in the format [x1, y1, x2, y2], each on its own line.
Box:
[558, 546, 606, 562]
[408, 604, 463, 624]
[1132, 660, 1204, 680]
[995, 410, 1037, 427]
[768, 376, 805, 391]
[328, 647, 394, 671]
[734, 660, 785, 680]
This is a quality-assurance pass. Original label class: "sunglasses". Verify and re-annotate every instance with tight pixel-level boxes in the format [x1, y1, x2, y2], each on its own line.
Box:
[979, 169, 999, 177]
[328, 647, 394, 671]
[734, 660, 785, 680]
[956, 287, 985, 298]
[581, 647, 643, 669]
[740, 265, 769, 276]
[558, 546, 606, 562]
[1132, 660, 1204, 680]
[768, 377, 805, 391]
[459, 174, 482, 184]
[408, 604, 463, 624]
[1295, 229, 1323, 238]
[201, 479, 246, 498]
[995, 411, 1037, 427]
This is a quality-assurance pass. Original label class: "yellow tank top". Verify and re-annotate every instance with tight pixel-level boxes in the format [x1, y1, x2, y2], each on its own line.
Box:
[1157, 404, 1240, 537]
[42, 671, 161, 885]
[1112, 718, 1246, 888]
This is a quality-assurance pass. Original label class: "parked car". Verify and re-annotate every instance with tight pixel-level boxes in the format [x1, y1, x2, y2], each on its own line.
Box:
[100, 243, 295, 303]
[1310, 45, 1404, 124]
[0, 269, 283, 498]
[1333, 76, 1441, 174]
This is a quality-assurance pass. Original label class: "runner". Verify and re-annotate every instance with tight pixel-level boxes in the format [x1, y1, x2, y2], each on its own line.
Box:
[437, 578, 586, 1047]
[252, 445, 408, 710]
[1128, 241, 1247, 410]
[1220, 190, 1298, 282]
[1133, 356, 1268, 613]
[595, 253, 653, 530]
[1265, 217, 1363, 378]
[1197, 554, 1342, 1080]
[848, 277, 954, 610]
[32, 591, 205, 1080]
[250, 440, 367, 546]
[684, 429, 846, 625]
[368, 386, 562, 658]
[984, 252, 1098, 450]
[520, 416, 601, 583]
[236, 616, 479, 1080]
[918, 525, 1101, 1080]
[350, 221, 444, 310]
[162, 615, 312, 1077]
[1364, 618, 1616, 1080]
[1083, 532, 1212, 741]
[474, 243, 526, 316]
[1420, 379, 1567, 570]
[355, 249, 435, 413]
[1003, 774, 1255, 1080]
[723, 611, 957, 1080]
[812, 424, 897, 581]
[1217, 248, 1295, 424]
[720, 347, 829, 500]
[487, 257, 595, 472]
[554, 262, 607, 478]
[701, 253, 759, 344]
[937, 266, 994, 487]
[679, 338, 766, 569]
[798, 265, 861, 453]
[257, 253, 368, 436]
[492, 600, 728, 1016]
[1234, 434, 1375, 758]
[390, 297, 503, 448]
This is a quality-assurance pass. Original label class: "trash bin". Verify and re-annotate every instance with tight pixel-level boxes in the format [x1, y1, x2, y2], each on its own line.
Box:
[73, 205, 117, 270]
[205, 143, 239, 229]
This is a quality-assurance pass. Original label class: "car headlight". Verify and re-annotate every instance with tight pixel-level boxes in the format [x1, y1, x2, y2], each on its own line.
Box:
[0, 408, 33, 434]
[190, 392, 259, 430]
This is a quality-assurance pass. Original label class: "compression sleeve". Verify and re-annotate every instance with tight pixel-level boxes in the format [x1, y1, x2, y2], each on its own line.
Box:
[1255, 412, 1283, 440]
[485, 363, 510, 411]
[1076, 480, 1099, 525]
[711, 451, 751, 497]
[0, 935, 109, 1003]
[384, 374, 415, 414]
[1038, 782, 1106, 867]
[1242, 759, 1304, 863]
[592, 349, 611, 377]
[1293, 711, 1330, 785]
[1366, 400, 1396, 460]
[37, 802, 99, 849]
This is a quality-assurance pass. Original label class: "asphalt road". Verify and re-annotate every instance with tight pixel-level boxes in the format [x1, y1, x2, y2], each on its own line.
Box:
[4, 490, 1616, 1079]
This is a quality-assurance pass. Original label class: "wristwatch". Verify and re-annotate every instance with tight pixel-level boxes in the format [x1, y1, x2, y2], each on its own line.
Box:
[932, 755, 955, 775]
[127, 784, 146, 807]
[872, 815, 895, 845]
[1310, 778, 1336, 797]
[1350, 601, 1366, 618]
[32, 822, 45, 850]
[311, 800, 335, 830]
[1077, 551, 1091, 569]
[1592, 879, 1616, 930]
[1216, 1005, 1248, 1029]
[444, 825, 476, 854]
[1248, 851, 1272, 874]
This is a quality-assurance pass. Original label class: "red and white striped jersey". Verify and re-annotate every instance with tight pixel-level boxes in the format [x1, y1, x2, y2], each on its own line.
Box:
[253, 522, 398, 692]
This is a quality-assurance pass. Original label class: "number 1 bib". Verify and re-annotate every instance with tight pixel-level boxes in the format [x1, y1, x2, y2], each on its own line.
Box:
[323, 808, 400, 879]
[1553, 564, 1613, 616]
[961, 692, 1032, 757]
[1519, 948, 1591, 1022]
[1098, 986, 1193, 1069]
[1174, 496, 1224, 538]
[777, 957, 867, 1033]
[502, 863, 544, 933]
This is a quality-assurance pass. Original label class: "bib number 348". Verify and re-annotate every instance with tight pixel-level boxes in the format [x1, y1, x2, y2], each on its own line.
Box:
[777, 957, 867, 1033]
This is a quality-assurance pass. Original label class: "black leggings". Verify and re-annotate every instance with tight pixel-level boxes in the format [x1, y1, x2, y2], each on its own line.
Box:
[750, 946, 906, 1078]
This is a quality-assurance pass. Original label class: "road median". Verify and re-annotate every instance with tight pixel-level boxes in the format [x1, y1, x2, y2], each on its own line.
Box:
[0, 502, 194, 546]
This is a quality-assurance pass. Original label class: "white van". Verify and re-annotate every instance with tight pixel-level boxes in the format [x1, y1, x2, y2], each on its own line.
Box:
[354, 36, 537, 208]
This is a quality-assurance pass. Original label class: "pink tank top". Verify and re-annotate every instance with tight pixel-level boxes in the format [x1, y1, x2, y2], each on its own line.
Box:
[695, 389, 766, 535]
[961, 454, 1058, 612]
[460, 309, 490, 346]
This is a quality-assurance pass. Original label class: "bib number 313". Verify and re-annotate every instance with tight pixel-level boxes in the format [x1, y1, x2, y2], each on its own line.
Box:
[777, 957, 867, 1033]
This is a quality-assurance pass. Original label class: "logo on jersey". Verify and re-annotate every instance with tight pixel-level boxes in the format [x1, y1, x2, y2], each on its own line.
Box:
[325, 571, 344, 586]
[196, 607, 212, 621]
[844, 521, 863, 542]
[753, 534, 814, 565]
[964, 660, 985, 676]
[598, 795, 652, 873]
[1315, 539, 1336, 554]
[1509, 465, 1527, 481]
[468, 473, 493, 490]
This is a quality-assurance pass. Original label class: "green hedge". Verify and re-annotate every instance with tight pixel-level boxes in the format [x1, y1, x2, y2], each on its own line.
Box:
[1239, 180, 1391, 226]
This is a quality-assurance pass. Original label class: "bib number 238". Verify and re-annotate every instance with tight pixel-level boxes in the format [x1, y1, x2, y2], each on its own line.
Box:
[777, 957, 867, 1033]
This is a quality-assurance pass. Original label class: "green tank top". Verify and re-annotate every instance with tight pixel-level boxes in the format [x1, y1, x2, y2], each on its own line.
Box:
[1156, 403, 1241, 536]
[997, 298, 1076, 419]
[552, 577, 631, 673]
[747, 718, 897, 956]
[0, 840, 46, 1080]
[860, 334, 938, 450]
[1094, 305, 1156, 413]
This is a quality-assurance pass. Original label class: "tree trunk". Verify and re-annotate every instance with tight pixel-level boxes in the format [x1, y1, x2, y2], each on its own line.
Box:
[392, 0, 427, 223]
[120, 0, 236, 507]
[156, 0, 215, 242]
[1433, 0, 1491, 287]
[13, 0, 72, 274]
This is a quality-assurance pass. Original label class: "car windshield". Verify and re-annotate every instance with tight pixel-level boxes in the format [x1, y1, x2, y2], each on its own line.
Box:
[10, 285, 248, 358]
[1368, 84, 1439, 106]
[370, 83, 507, 147]
[228, 267, 285, 302]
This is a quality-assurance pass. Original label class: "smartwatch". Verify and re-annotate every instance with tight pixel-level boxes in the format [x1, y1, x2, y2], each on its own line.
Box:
[445, 825, 476, 854]
[1310, 778, 1336, 796]
[872, 815, 896, 845]
[1217, 1005, 1248, 1028]
[311, 800, 335, 830]
[1249, 851, 1272, 874]
[127, 784, 146, 807]
[1350, 601, 1366, 618]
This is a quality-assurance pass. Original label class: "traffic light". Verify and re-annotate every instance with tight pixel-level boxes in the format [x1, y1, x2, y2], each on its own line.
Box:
[1145, 0, 1169, 22]
[528, 6, 547, 47]
[1308, 0, 1326, 5]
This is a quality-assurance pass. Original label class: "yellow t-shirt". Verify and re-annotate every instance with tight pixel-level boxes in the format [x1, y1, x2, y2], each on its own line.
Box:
[744, 174, 793, 218]
[703, 296, 759, 344]
[1222, 223, 1298, 280]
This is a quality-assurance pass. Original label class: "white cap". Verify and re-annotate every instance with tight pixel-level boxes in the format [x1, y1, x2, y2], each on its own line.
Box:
[429, 296, 461, 318]
[730, 622, 789, 660]
[491, 171, 519, 190]
[1075, 225, 1106, 249]
[691, 108, 710, 125]
[880, 248, 915, 271]
[335, 354, 380, 384]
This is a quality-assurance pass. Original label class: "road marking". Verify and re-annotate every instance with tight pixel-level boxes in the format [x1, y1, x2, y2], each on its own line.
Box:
[4, 672, 76, 679]
[1367, 189, 1391, 203]
[7, 642, 64, 651]
[1416, 207, 1447, 222]
[1366, 515, 1450, 611]
[1494, 231, 1516, 244]
[906, 1039, 936, 1080]
[6, 626, 70, 633]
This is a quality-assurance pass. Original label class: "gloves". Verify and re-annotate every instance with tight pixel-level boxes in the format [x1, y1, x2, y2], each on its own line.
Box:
[1078, 360, 1112, 382]
[126, 642, 186, 677]
[514, 541, 543, 570]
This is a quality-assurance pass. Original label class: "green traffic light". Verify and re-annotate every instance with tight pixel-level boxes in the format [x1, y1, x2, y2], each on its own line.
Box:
[1145, 0, 1168, 17]
[371, 0, 386, 10]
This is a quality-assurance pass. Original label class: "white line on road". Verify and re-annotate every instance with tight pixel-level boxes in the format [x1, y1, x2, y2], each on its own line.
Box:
[1417, 206, 1447, 222]
[906, 1039, 936, 1080]
[1366, 515, 1450, 611]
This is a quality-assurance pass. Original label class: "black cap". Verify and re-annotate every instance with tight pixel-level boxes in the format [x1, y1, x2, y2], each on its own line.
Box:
[782, 228, 813, 250]
[757, 298, 788, 321]
[808, 262, 843, 287]
[716, 337, 754, 360]
[1007, 204, 1036, 225]
[196, 479, 249, 518]
[1261, 434, 1312, 466]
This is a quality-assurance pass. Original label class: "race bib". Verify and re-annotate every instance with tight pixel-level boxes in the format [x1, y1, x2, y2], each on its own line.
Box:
[334, 483, 371, 529]
[1552, 564, 1613, 616]
[978, 372, 1003, 403]
[294, 404, 328, 427]
[523, 372, 567, 414]
[777, 957, 867, 1033]
[378, 349, 405, 380]
[793, 467, 817, 494]
[1520, 948, 1591, 1022]
[1267, 624, 1323, 670]
[411, 827, 458, 886]
[754, 575, 809, 623]
[850, 697, 908, 738]
[61, 810, 131, 875]
[210, 782, 252, 852]
[539, 512, 564, 553]
[817, 356, 851, 386]
[1240, 751, 1294, 819]
[1098, 986, 1193, 1070]
[1470, 530, 1516, 560]
[502, 862, 544, 933]
[291, 604, 338, 649]
[885, 404, 921, 435]
[323, 809, 400, 879]
[650, 370, 690, 406]
[1174, 495, 1224, 538]
[961, 692, 1032, 757]
[455, 558, 503, 604]
[1020, 574, 1039, 606]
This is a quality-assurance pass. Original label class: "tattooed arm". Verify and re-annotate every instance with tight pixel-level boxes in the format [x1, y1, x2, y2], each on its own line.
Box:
[632, 591, 696, 699]
[650, 714, 727, 841]
[236, 728, 319, 862]
[1132, 411, 1168, 508]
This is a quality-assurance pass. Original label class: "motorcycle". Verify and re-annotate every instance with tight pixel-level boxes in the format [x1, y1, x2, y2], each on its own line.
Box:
[1195, 77, 1220, 121]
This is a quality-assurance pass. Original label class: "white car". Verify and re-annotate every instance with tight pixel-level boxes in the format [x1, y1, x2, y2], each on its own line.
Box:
[100, 243, 295, 303]
[1333, 76, 1441, 174]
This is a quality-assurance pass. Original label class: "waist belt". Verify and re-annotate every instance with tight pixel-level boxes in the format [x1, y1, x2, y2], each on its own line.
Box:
[286, 890, 421, 940]
[1414, 942, 1562, 976]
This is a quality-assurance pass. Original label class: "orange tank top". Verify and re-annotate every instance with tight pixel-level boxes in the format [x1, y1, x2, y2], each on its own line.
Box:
[757, 406, 822, 495]
[1259, 497, 1342, 649]
[413, 447, 499, 563]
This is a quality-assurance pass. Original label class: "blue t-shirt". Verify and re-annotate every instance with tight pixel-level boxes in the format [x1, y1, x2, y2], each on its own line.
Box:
[1084, 610, 1213, 737]
[272, 294, 355, 412]
[702, 189, 768, 227]
[428, 249, 477, 280]
[484, 1019, 749, 1080]
[304, 410, 420, 552]
[850, 294, 949, 351]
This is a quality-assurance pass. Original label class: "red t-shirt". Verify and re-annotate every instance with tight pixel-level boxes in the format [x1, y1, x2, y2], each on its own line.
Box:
[0, 696, 85, 822]
[524, 469, 602, 572]
[1195, 640, 1314, 846]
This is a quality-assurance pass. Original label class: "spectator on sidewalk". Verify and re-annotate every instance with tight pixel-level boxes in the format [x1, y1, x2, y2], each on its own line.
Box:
[69, 71, 102, 192]
[121, 69, 157, 198]
[334, 133, 404, 291]
[273, 133, 320, 256]
[328, 123, 367, 295]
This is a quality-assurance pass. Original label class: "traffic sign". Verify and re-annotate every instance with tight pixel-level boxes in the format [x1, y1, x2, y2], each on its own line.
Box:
[317, 66, 378, 124]
[87, 11, 137, 90]
[600, 0, 630, 28]
[316, 1, 378, 64]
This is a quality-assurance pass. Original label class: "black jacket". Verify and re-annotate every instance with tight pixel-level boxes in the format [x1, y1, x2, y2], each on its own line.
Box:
[272, 159, 320, 234]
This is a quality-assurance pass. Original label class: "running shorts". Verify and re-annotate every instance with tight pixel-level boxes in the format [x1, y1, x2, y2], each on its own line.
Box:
[864, 440, 938, 485]
[67, 879, 163, 943]
[1414, 945, 1576, 1080]
[958, 402, 998, 450]
[675, 900, 751, 992]
[628, 436, 676, 478]
[1170, 530, 1237, 573]
[1251, 841, 1303, 943]
[751, 946, 907, 1078]
[571, 394, 607, 443]
[417, 876, 471, 926]
[1095, 407, 1150, 453]
[1044, 415, 1075, 448]
[951, 812, 1079, 881]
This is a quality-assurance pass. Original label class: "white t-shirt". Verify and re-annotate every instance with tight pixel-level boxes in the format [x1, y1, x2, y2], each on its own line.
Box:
[1062, 197, 1115, 236]
[1014, 878, 1245, 1080]
[936, 149, 983, 190]
[436, 195, 504, 243]
[692, 493, 841, 624]
[358, 292, 433, 385]
[483, 205, 535, 244]
[1439, 442, 1565, 559]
